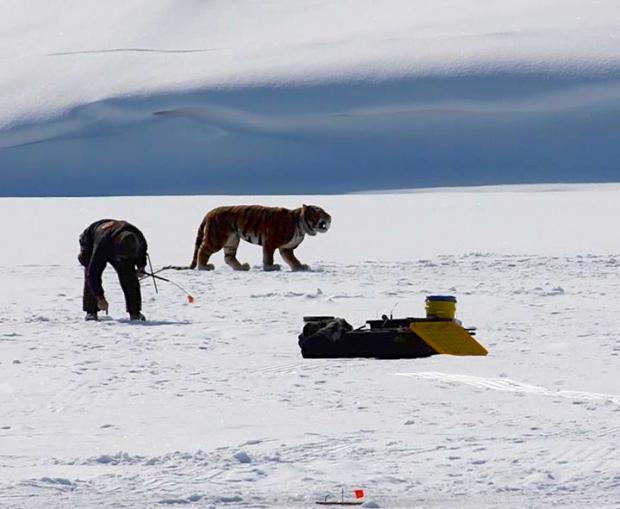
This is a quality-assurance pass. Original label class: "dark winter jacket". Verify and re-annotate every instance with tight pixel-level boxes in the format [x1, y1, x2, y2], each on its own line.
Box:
[78, 219, 148, 298]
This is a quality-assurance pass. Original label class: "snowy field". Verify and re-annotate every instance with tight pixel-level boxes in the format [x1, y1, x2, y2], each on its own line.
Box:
[1, 185, 619, 508]
[2, 3, 620, 506]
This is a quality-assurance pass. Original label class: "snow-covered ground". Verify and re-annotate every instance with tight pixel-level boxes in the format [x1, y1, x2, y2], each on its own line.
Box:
[2, 1, 620, 194]
[1, 185, 619, 508]
[2, 2, 619, 506]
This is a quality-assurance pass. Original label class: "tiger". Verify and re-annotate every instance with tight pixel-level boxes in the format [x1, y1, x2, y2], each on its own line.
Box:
[172, 204, 331, 272]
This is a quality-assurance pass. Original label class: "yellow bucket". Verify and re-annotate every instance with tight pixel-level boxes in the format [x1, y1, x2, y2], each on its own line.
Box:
[425, 295, 457, 319]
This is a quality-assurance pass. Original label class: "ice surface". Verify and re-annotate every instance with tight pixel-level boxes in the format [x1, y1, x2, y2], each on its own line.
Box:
[1, 187, 619, 507]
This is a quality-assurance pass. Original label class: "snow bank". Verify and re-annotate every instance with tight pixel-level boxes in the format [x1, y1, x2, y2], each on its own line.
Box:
[1, 1, 619, 195]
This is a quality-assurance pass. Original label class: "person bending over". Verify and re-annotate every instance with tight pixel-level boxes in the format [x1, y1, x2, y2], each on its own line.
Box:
[78, 219, 148, 321]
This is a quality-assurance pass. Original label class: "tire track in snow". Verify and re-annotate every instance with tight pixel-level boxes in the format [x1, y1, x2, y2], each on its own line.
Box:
[549, 441, 618, 468]
[256, 362, 309, 375]
[45, 378, 95, 414]
[597, 424, 620, 437]
[395, 372, 620, 404]
[278, 432, 373, 461]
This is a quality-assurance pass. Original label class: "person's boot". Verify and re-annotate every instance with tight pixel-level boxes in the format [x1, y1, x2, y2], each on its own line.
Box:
[85, 312, 98, 321]
[129, 312, 146, 322]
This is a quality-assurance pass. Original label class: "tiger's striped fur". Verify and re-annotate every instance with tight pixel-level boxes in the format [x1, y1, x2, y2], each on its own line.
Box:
[180, 204, 331, 271]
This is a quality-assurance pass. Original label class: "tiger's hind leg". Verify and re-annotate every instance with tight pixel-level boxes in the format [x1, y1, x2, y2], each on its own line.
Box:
[279, 248, 309, 271]
[262, 244, 281, 271]
[224, 235, 250, 271]
[196, 216, 231, 271]
[196, 242, 215, 271]
[196, 223, 217, 270]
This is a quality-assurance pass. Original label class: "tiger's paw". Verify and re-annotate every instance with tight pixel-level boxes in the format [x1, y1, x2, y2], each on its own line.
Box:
[236, 263, 251, 271]
[292, 264, 310, 272]
[197, 264, 215, 271]
[263, 264, 281, 272]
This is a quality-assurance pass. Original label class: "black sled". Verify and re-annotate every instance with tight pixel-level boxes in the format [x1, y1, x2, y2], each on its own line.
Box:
[298, 314, 486, 359]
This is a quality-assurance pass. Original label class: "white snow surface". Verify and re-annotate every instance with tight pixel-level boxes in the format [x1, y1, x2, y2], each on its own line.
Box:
[1, 185, 619, 508]
[1, 1, 620, 194]
[2, 0, 618, 126]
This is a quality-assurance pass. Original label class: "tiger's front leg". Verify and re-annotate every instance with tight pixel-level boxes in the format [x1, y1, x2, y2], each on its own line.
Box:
[279, 248, 309, 271]
[262, 244, 281, 271]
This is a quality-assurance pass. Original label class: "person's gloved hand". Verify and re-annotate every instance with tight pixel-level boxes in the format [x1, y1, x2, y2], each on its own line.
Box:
[137, 265, 147, 278]
[96, 296, 109, 313]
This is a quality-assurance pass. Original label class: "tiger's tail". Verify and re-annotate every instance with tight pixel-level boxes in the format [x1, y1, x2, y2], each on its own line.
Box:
[161, 219, 206, 271]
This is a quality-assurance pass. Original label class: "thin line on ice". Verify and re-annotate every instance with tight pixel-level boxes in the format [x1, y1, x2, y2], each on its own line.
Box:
[396, 372, 620, 404]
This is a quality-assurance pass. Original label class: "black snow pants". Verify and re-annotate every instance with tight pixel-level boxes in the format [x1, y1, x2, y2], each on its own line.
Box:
[82, 260, 142, 315]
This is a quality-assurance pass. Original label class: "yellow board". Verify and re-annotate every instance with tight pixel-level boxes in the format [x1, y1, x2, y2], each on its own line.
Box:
[409, 321, 488, 356]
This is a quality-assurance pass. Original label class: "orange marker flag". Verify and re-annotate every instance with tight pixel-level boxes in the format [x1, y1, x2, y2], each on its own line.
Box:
[354, 489, 365, 499]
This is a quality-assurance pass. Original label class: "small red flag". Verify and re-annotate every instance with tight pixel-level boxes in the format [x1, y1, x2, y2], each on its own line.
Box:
[187, 295, 195, 303]
[354, 489, 365, 499]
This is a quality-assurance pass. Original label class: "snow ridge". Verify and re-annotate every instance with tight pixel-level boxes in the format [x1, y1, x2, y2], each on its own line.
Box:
[1, 1, 619, 194]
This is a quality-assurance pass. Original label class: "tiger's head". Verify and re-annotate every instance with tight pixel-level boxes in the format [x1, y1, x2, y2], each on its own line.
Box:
[300, 204, 331, 236]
